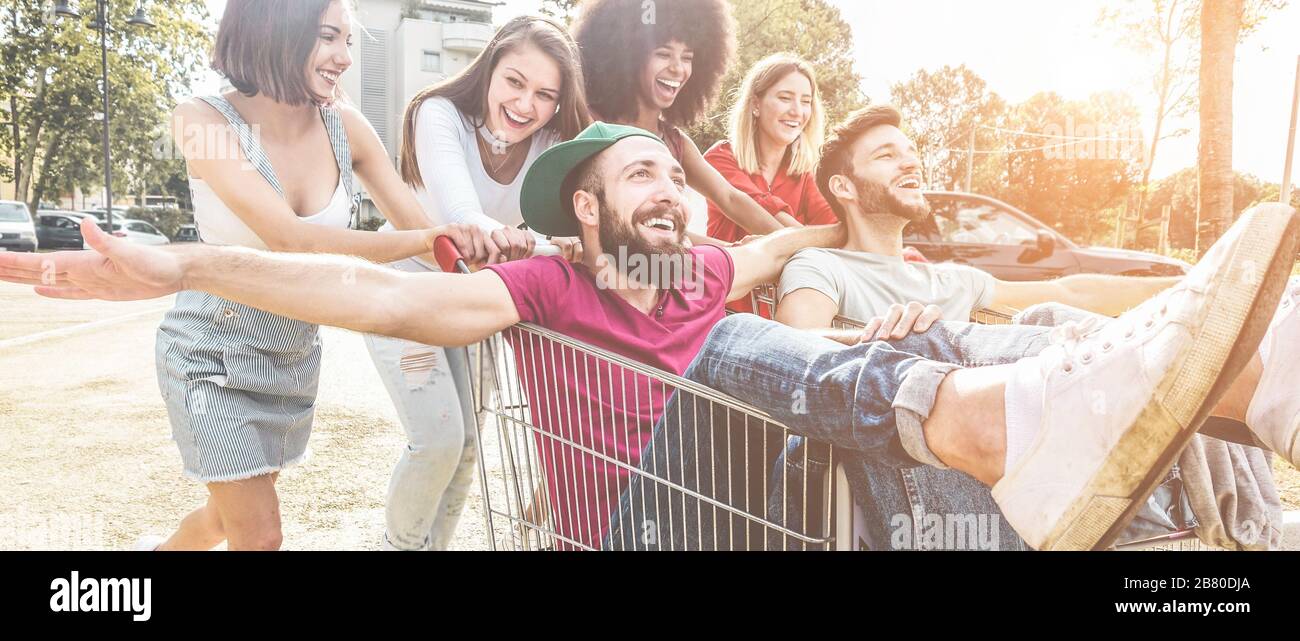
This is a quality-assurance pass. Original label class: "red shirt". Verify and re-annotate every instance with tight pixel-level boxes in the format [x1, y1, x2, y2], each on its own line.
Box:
[704, 141, 838, 242]
[485, 246, 735, 549]
[705, 141, 837, 314]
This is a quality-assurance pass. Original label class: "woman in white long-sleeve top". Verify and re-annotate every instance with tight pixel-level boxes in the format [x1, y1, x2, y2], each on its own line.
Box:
[372, 15, 591, 550]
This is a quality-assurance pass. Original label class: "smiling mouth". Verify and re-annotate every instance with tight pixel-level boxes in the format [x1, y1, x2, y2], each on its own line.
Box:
[501, 106, 535, 128]
[640, 216, 679, 233]
[893, 176, 924, 190]
[779, 119, 803, 130]
[655, 78, 683, 95]
[318, 70, 341, 85]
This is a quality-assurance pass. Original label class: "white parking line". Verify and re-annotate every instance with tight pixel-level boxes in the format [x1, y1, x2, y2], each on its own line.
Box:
[0, 306, 172, 352]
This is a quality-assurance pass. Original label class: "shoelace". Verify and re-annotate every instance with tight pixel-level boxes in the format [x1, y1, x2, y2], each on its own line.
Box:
[1050, 285, 1188, 374]
[1048, 316, 1103, 374]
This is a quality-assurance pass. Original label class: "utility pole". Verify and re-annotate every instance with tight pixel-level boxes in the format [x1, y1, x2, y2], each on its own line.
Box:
[1282, 55, 1299, 205]
[6, 2, 19, 202]
[965, 130, 974, 192]
[1159, 205, 1171, 255]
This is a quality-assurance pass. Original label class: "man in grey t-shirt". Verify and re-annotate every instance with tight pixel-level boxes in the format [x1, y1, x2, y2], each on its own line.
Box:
[779, 247, 996, 328]
[771, 104, 1288, 550]
[774, 115, 1177, 341]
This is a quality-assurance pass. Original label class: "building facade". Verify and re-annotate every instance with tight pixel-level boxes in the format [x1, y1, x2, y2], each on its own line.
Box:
[345, 0, 498, 223]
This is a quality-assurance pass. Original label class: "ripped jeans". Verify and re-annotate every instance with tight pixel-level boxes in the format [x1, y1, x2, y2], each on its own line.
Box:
[364, 253, 504, 551]
[364, 334, 484, 551]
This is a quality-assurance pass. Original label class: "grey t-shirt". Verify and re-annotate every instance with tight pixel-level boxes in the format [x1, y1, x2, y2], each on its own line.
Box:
[777, 248, 998, 322]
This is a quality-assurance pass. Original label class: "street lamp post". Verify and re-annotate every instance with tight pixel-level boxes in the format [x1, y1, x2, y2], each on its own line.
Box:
[53, 0, 153, 231]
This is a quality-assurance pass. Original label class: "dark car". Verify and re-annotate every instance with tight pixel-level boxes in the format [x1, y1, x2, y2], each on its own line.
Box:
[37, 211, 88, 249]
[904, 191, 1190, 280]
[174, 224, 200, 243]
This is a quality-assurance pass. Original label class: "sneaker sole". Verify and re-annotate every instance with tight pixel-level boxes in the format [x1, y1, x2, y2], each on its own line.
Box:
[1042, 204, 1300, 551]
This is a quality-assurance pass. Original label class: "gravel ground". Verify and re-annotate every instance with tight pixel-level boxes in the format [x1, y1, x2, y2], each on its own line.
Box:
[0, 281, 492, 550]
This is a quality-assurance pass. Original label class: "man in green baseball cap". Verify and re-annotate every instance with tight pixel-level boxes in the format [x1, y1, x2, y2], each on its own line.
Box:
[520, 121, 665, 239]
[519, 121, 727, 297]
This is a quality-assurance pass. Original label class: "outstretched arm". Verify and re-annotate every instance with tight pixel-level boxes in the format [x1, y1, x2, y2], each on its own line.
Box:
[990, 274, 1181, 317]
[724, 223, 846, 301]
[681, 136, 792, 235]
[0, 219, 518, 347]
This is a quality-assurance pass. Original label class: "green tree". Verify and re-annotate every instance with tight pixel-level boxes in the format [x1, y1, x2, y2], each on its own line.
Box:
[1098, 0, 1197, 227]
[0, 0, 211, 215]
[889, 65, 1008, 192]
[685, 0, 865, 150]
[539, 0, 583, 24]
[996, 92, 1144, 245]
[1147, 167, 1300, 250]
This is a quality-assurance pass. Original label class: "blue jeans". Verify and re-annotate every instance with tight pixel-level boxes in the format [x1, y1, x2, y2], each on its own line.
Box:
[603, 312, 1188, 551]
[603, 314, 1052, 550]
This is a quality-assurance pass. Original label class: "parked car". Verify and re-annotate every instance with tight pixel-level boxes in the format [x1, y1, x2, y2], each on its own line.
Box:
[174, 224, 201, 243]
[0, 200, 38, 252]
[83, 207, 129, 220]
[98, 218, 171, 246]
[36, 211, 90, 249]
[904, 191, 1190, 280]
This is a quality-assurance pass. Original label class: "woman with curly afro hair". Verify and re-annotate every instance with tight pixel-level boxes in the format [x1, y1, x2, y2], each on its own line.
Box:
[572, 0, 802, 237]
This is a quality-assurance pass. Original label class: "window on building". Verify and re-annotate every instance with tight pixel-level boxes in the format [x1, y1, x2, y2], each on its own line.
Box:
[413, 6, 491, 24]
[422, 50, 442, 73]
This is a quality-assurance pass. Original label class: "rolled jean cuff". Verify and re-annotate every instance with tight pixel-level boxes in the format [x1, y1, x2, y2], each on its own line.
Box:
[892, 360, 963, 470]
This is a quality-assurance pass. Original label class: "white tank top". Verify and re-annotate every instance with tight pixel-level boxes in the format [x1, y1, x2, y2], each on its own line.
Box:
[190, 177, 352, 250]
[188, 95, 358, 249]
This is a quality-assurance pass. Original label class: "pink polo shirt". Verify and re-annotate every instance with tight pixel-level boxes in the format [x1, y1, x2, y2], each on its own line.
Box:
[485, 245, 735, 549]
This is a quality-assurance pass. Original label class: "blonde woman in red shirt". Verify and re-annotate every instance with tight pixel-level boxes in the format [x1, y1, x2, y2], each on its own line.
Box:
[705, 54, 836, 312]
[705, 54, 836, 244]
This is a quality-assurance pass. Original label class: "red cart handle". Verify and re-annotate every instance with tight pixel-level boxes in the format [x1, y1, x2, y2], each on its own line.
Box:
[434, 235, 471, 275]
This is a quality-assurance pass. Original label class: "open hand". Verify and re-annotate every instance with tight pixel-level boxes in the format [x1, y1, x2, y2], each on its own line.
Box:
[0, 217, 186, 301]
[860, 302, 944, 342]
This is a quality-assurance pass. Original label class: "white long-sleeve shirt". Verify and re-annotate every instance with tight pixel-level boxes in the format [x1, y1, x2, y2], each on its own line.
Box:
[404, 97, 559, 235]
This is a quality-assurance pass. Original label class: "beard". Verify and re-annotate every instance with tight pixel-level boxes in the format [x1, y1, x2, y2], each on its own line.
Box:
[853, 174, 931, 222]
[597, 199, 690, 286]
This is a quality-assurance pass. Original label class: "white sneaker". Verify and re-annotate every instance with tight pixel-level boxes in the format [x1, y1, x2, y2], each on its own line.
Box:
[131, 535, 166, 551]
[993, 203, 1300, 550]
[1246, 277, 1300, 466]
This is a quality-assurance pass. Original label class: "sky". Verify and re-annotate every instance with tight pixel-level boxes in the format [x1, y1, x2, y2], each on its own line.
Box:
[202, 0, 1300, 183]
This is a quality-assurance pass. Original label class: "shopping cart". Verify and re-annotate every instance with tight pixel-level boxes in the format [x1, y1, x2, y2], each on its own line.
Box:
[436, 239, 839, 551]
[436, 239, 1210, 551]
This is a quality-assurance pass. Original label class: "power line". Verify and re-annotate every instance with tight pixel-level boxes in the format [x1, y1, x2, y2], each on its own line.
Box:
[978, 124, 1144, 142]
[932, 140, 1110, 156]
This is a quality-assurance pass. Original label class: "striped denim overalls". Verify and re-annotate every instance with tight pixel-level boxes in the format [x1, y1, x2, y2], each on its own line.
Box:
[155, 95, 360, 482]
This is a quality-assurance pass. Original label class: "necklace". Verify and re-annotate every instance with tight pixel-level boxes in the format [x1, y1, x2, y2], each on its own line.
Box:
[477, 128, 521, 177]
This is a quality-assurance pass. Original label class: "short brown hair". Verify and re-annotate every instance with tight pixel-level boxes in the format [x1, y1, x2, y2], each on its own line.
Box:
[212, 0, 341, 107]
[816, 104, 903, 220]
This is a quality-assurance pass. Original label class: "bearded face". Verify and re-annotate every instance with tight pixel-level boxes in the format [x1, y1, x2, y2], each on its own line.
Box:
[597, 197, 690, 274]
[850, 171, 932, 222]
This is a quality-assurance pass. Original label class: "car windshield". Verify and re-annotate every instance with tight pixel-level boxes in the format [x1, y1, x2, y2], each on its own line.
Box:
[932, 200, 1041, 246]
[0, 203, 31, 222]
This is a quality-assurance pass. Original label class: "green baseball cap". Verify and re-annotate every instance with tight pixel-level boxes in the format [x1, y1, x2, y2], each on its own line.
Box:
[520, 121, 663, 238]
